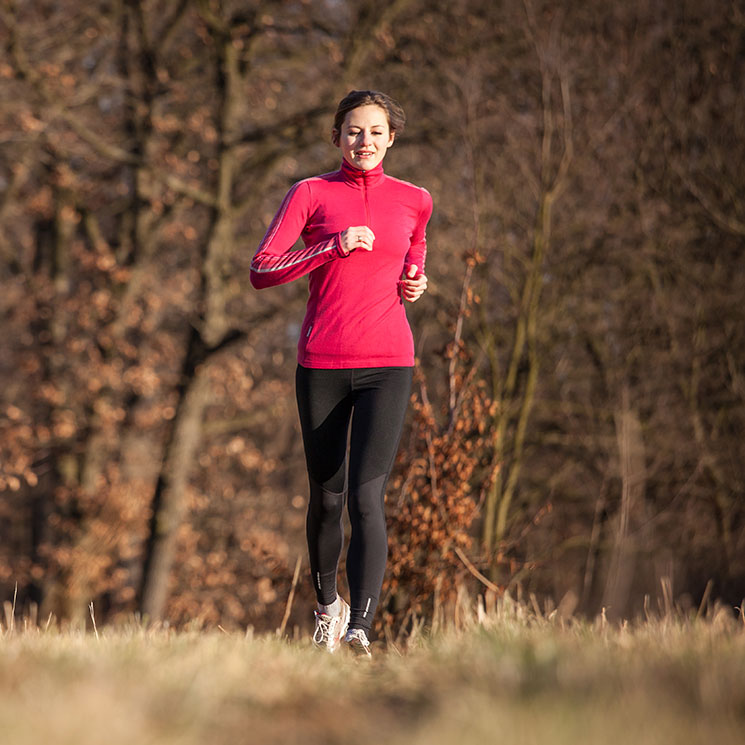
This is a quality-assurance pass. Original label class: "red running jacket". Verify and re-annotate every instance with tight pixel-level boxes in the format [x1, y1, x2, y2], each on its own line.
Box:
[250, 160, 433, 369]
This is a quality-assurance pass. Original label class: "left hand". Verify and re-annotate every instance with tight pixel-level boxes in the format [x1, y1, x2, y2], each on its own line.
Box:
[401, 264, 428, 303]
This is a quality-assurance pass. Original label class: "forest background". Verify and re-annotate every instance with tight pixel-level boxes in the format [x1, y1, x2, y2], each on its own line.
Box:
[0, 0, 743, 636]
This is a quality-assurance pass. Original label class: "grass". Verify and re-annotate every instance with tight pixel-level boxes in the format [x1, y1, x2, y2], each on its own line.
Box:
[0, 598, 744, 745]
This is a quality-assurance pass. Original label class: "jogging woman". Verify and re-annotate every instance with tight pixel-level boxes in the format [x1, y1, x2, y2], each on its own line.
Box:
[250, 90, 432, 657]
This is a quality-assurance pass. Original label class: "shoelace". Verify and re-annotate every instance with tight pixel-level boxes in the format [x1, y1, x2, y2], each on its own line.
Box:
[346, 629, 370, 648]
[313, 612, 339, 645]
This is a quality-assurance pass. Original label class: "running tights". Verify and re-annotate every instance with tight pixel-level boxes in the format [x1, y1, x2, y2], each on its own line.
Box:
[295, 364, 413, 632]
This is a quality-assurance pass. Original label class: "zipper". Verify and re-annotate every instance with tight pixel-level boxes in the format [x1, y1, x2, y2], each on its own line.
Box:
[362, 169, 371, 226]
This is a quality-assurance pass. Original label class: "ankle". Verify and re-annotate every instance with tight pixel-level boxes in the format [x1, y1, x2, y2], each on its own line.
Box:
[318, 597, 341, 617]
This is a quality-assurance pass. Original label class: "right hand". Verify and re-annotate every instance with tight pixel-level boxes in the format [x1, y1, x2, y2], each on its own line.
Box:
[340, 226, 375, 254]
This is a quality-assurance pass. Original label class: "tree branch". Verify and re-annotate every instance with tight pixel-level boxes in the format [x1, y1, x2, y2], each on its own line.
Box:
[671, 160, 745, 238]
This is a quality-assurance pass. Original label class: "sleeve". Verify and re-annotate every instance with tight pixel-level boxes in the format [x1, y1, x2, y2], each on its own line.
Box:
[249, 180, 348, 289]
[403, 187, 433, 277]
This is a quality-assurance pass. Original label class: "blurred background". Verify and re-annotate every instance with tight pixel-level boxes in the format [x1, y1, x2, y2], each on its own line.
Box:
[1, 0, 743, 634]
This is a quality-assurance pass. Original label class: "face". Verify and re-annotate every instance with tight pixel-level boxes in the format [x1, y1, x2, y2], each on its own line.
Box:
[335, 104, 395, 170]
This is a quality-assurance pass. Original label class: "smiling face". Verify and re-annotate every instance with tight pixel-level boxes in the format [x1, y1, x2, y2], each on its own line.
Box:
[335, 104, 395, 171]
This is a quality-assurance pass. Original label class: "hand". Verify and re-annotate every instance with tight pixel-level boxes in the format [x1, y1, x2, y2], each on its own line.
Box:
[340, 226, 375, 254]
[401, 264, 428, 303]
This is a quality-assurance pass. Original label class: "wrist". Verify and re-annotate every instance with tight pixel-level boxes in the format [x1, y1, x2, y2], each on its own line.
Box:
[336, 233, 352, 257]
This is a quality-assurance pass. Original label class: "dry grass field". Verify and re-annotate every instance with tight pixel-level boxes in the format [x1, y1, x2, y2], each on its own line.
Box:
[1, 599, 743, 745]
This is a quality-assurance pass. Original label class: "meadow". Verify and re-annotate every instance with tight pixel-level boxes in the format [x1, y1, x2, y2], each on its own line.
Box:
[1, 599, 743, 745]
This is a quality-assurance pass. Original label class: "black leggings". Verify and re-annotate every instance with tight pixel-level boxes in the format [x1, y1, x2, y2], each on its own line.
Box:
[295, 364, 413, 632]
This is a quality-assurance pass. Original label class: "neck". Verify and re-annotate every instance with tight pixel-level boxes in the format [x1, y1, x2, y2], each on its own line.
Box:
[340, 159, 385, 186]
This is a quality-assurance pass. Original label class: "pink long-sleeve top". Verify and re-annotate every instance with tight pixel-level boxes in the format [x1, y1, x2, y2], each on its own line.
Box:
[250, 160, 433, 369]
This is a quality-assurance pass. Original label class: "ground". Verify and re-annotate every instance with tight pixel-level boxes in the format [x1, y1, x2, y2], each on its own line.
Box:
[1, 601, 743, 745]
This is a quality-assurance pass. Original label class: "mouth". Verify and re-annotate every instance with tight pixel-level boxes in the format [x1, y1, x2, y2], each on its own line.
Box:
[355, 151, 375, 158]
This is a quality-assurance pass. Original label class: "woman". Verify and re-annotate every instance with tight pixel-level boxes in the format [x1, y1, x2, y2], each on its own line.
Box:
[250, 90, 432, 657]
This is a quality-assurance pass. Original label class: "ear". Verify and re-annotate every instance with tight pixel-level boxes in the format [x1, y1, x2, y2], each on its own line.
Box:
[387, 131, 396, 148]
[332, 128, 340, 147]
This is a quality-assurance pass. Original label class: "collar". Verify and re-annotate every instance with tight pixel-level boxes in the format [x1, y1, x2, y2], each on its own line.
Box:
[339, 159, 385, 187]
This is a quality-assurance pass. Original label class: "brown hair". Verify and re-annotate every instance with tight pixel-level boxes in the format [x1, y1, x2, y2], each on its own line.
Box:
[331, 90, 406, 145]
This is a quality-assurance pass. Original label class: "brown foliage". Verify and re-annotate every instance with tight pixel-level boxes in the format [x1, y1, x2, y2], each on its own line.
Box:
[382, 264, 500, 636]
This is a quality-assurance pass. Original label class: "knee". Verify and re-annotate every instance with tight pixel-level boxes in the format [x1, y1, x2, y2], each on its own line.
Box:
[349, 475, 387, 528]
[309, 481, 345, 521]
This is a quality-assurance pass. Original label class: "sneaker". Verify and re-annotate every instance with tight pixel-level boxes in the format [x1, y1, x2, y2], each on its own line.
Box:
[312, 597, 350, 653]
[344, 628, 372, 659]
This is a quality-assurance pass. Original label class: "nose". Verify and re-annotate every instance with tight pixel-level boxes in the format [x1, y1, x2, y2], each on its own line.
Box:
[360, 130, 373, 146]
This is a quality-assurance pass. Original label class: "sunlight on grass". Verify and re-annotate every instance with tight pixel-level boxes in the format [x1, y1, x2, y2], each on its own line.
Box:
[1, 599, 743, 745]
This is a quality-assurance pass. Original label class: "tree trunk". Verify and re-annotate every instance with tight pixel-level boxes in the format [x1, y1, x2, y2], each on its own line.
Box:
[603, 384, 646, 617]
[138, 327, 211, 620]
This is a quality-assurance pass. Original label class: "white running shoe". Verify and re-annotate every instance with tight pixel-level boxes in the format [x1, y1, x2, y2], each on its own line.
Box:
[344, 628, 372, 659]
[312, 597, 350, 653]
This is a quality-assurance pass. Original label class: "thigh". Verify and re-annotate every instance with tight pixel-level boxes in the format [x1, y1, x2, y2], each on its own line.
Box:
[295, 365, 353, 490]
[348, 367, 413, 486]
